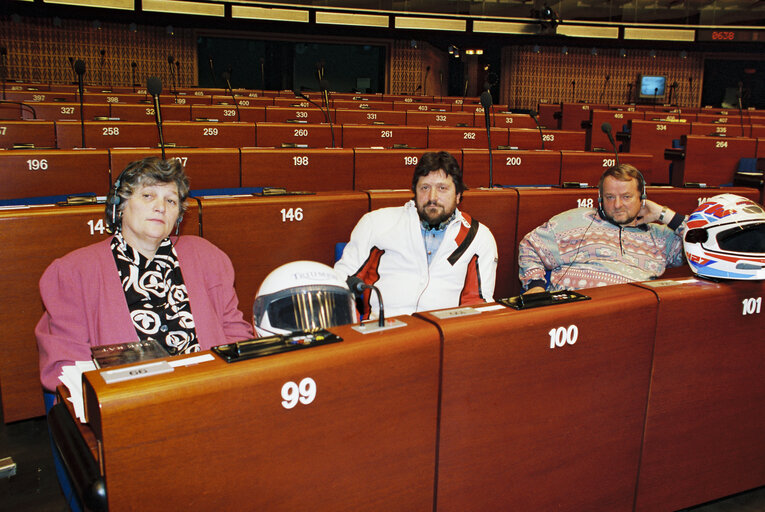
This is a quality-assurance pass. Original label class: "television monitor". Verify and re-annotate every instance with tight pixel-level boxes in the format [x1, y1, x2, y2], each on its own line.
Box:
[639, 75, 666, 99]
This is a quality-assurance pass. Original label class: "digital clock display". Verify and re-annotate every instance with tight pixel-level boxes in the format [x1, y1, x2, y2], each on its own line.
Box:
[697, 29, 762, 42]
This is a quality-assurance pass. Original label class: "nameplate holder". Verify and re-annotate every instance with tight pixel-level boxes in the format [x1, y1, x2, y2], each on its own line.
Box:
[351, 318, 407, 334]
[100, 361, 174, 384]
[499, 290, 590, 310]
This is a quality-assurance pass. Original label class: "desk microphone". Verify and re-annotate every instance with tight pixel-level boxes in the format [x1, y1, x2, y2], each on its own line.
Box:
[147, 76, 166, 159]
[74, 59, 86, 148]
[319, 79, 335, 148]
[222, 70, 240, 122]
[601, 122, 619, 166]
[0, 100, 36, 119]
[293, 88, 334, 147]
[480, 89, 494, 188]
[347, 276, 385, 328]
[529, 109, 545, 150]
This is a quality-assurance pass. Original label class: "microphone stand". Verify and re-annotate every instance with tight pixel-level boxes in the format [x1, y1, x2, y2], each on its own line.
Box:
[738, 84, 745, 138]
[530, 110, 545, 150]
[223, 72, 240, 122]
[317, 81, 335, 148]
[130, 62, 137, 93]
[480, 90, 493, 188]
[74, 60, 86, 148]
[571, 80, 576, 102]
[147, 77, 166, 160]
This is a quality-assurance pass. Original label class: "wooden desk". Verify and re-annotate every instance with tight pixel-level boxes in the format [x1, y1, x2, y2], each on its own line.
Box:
[55, 120, 158, 149]
[560, 102, 607, 131]
[633, 278, 765, 511]
[335, 109, 406, 126]
[352, 148, 435, 191]
[162, 121, 257, 148]
[405, 111, 473, 127]
[559, 151, 653, 186]
[588, 109, 645, 151]
[77, 318, 440, 511]
[671, 135, 757, 187]
[109, 103, 192, 122]
[0, 202, 199, 422]
[690, 121, 748, 138]
[21, 102, 110, 122]
[624, 119, 692, 185]
[197, 192, 368, 312]
[537, 102, 561, 130]
[109, 148, 242, 190]
[460, 149, 561, 187]
[255, 122, 335, 148]
[419, 284, 657, 511]
[240, 148, 354, 191]
[392, 101, 452, 112]
[190, 105, 266, 123]
[265, 106, 327, 124]
[485, 112, 538, 129]
[0, 120, 57, 149]
[509, 128, 586, 151]
[341, 125, 427, 149]
[427, 126, 509, 150]
[0, 149, 110, 200]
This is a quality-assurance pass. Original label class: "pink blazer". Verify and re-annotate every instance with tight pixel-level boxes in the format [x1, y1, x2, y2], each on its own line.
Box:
[36, 236, 254, 390]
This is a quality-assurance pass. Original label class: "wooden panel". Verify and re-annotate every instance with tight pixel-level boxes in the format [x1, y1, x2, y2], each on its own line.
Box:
[560, 151, 654, 186]
[537, 103, 561, 130]
[0, 120, 56, 149]
[560, 102, 608, 130]
[212, 95, 274, 107]
[162, 121, 256, 148]
[109, 148, 241, 190]
[81, 318, 440, 512]
[646, 186, 761, 216]
[392, 101, 452, 112]
[483, 112, 538, 130]
[0, 202, 199, 422]
[341, 125, 427, 149]
[624, 119, 692, 185]
[55, 120, 158, 149]
[461, 149, 561, 187]
[508, 129, 586, 151]
[335, 109, 406, 126]
[332, 99, 394, 111]
[240, 148, 354, 191]
[634, 279, 765, 511]
[424, 284, 657, 511]
[21, 102, 110, 122]
[190, 105, 266, 123]
[588, 109, 645, 151]
[690, 122, 748, 138]
[109, 103, 191, 122]
[198, 192, 368, 313]
[264, 106, 327, 124]
[366, 188, 519, 300]
[3, 91, 75, 103]
[406, 111, 472, 127]
[353, 148, 457, 191]
[255, 122, 335, 148]
[0, 149, 110, 200]
[427, 126, 509, 150]
[672, 135, 757, 187]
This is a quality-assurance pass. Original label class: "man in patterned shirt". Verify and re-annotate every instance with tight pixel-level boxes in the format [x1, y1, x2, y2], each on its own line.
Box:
[519, 164, 687, 293]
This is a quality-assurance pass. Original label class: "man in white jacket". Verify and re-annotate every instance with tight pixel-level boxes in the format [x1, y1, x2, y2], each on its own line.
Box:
[335, 151, 498, 319]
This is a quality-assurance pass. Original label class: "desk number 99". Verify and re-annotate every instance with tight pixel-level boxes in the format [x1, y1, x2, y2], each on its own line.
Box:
[281, 377, 316, 409]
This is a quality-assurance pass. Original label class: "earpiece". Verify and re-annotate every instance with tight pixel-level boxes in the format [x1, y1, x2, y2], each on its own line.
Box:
[105, 166, 131, 230]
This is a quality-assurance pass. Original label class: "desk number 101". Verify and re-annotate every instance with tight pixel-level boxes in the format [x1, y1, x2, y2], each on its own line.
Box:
[742, 297, 761, 316]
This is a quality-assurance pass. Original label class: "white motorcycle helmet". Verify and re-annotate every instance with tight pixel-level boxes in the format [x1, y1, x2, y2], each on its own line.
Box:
[683, 193, 765, 280]
[253, 260, 358, 337]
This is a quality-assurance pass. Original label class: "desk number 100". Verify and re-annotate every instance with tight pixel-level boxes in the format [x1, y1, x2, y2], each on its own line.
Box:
[549, 325, 578, 349]
[742, 297, 761, 316]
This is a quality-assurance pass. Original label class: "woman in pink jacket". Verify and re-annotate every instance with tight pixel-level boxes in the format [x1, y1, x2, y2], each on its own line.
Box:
[36, 157, 253, 391]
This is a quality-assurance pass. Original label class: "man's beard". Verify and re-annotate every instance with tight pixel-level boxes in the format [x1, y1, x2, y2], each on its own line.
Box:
[418, 202, 452, 227]
[603, 209, 640, 226]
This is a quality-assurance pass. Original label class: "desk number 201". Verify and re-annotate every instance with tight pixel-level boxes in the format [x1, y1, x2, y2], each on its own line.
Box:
[281, 377, 316, 409]
[549, 324, 578, 349]
[742, 297, 762, 316]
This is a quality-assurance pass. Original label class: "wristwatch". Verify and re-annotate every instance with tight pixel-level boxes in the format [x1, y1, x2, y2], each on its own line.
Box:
[658, 206, 668, 224]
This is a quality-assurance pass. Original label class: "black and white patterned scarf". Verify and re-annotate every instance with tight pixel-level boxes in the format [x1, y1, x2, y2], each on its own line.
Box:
[111, 231, 200, 355]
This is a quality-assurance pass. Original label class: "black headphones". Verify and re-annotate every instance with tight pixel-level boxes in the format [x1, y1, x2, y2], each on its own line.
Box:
[597, 167, 647, 220]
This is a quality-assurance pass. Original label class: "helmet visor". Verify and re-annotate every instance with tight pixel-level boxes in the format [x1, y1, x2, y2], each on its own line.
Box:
[716, 223, 765, 253]
[265, 285, 355, 333]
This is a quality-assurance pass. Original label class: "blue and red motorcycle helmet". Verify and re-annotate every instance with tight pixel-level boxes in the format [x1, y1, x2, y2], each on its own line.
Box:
[683, 194, 765, 280]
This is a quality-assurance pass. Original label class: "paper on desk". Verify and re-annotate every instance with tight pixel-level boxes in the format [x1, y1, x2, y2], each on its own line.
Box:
[58, 361, 97, 423]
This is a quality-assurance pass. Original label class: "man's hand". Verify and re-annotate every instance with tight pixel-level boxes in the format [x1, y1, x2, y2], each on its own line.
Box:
[637, 199, 675, 225]
[523, 286, 547, 295]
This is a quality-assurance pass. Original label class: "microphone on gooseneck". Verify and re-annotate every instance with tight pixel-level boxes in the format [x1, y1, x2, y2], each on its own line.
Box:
[130, 62, 137, 93]
[208, 57, 217, 88]
[480, 89, 494, 188]
[423, 65, 430, 96]
[222, 71, 240, 122]
[167, 55, 176, 93]
[319, 78, 336, 148]
[737, 81, 745, 137]
[601, 122, 619, 166]
[147, 76, 166, 160]
[347, 276, 385, 328]
[74, 59, 86, 148]
[529, 109, 545, 150]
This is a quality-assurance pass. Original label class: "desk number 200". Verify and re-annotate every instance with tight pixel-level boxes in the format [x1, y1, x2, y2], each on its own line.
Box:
[281, 377, 316, 409]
